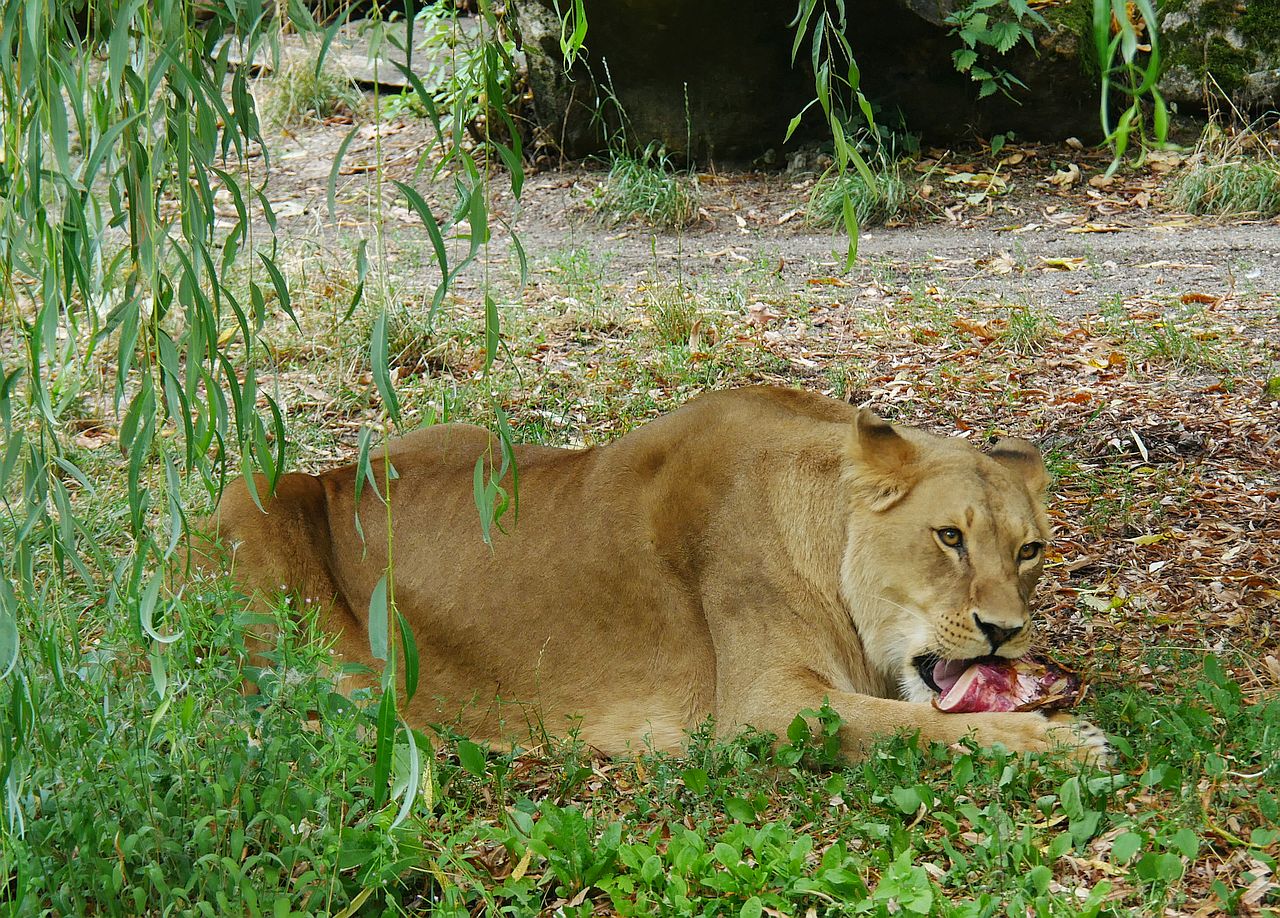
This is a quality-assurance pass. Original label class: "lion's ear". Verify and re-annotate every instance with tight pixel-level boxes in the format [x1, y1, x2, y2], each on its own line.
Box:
[848, 409, 918, 510]
[989, 437, 1048, 496]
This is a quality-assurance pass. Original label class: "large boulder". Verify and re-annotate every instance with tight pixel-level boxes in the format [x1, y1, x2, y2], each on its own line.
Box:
[513, 0, 1105, 159]
[1158, 0, 1280, 112]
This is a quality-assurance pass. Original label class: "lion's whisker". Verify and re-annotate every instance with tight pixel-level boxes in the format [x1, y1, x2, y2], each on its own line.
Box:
[876, 595, 929, 622]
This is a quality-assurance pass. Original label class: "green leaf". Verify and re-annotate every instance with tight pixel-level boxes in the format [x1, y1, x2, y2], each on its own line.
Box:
[327, 123, 360, 221]
[1059, 776, 1084, 820]
[483, 293, 501, 376]
[372, 687, 397, 808]
[473, 456, 493, 546]
[139, 571, 183, 644]
[368, 574, 389, 662]
[0, 579, 17, 680]
[784, 111, 805, 142]
[1169, 827, 1199, 859]
[725, 797, 756, 822]
[991, 20, 1024, 54]
[457, 739, 487, 777]
[740, 898, 763, 918]
[681, 768, 708, 795]
[258, 253, 299, 331]
[1111, 831, 1143, 864]
[787, 712, 810, 745]
[841, 190, 859, 267]
[392, 180, 449, 291]
[391, 717, 421, 829]
[1135, 851, 1184, 883]
[396, 610, 419, 701]
[953, 49, 979, 72]
[369, 310, 401, 424]
[891, 786, 924, 815]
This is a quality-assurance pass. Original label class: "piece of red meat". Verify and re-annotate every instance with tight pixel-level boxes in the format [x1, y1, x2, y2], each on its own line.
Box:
[933, 658, 1084, 714]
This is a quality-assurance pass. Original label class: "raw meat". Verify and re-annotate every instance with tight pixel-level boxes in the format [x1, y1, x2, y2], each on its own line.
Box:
[933, 657, 1084, 714]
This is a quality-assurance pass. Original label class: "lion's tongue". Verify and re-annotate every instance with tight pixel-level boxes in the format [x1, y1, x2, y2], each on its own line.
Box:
[935, 659, 1027, 713]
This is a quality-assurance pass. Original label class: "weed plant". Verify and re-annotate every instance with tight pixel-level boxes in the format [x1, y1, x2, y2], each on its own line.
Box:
[1171, 135, 1280, 217]
[645, 284, 699, 346]
[809, 162, 912, 227]
[590, 144, 700, 230]
[260, 58, 362, 129]
[1002, 304, 1055, 354]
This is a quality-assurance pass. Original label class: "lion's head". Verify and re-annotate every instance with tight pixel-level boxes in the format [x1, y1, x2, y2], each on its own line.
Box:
[840, 410, 1052, 705]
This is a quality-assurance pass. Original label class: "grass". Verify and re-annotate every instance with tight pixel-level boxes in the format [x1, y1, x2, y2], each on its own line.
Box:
[258, 57, 362, 129]
[1171, 159, 1280, 216]
[1169, 124, 1280, 217]
[589, 145, 700, 230]
[1098, 299, 1230, 371]
[808, 163, 912, 228]
[1001, 304, 1055, 354]
[644, 283, 699, 346]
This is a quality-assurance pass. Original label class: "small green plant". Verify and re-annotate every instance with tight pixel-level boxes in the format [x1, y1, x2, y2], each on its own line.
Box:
[1170, 128, 1280, 216]
[774, 699, 845, 771]
[1142, 316, 1222, 369]
[809, 161, 911, 227]
[1003, 304, 1054, 354]
[547, 246, 610, 301]
[522, 803, 624, 898]
[1093, 0, 1168, 174]
[590, 144, 700, 230]
[644, 284, 699, 346]
[1264, 371, 1280, 400]
[947, 0, 1047, 100]
[260, 57, 362, 129]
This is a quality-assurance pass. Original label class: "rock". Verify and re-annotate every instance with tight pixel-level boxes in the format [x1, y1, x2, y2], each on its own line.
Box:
[1158, 0, 1280, 112]
[513, 0, 816, 160]
[512, 0, 1106, 159]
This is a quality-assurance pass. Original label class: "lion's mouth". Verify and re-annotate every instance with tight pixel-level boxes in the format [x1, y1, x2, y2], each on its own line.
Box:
[912, 653, 1084, 713]
[913, 653, 981, 696]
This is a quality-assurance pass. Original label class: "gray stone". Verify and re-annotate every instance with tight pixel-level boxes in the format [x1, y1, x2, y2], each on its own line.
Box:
[512, 0, 1106, 160]
[1157, 0, 1280, 111]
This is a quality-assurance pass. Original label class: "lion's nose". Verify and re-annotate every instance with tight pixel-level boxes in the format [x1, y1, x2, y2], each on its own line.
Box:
[974, 614, 1023, 652]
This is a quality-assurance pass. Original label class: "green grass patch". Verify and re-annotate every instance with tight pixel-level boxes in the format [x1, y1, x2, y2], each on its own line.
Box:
[1170, 158, 1280, 217]
[1169, 125, 1280, 217]
[644, 284, 699, 347]
[808, 164, 912, 228]
[589, 146, 700, 230]
[258, 57, 362, 129]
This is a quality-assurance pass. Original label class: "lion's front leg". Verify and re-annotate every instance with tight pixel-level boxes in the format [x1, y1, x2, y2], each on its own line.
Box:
[720, 673, 1110, 764]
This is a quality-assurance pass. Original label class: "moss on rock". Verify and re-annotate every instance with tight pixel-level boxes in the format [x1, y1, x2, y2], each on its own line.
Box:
[1160, 0, 1280, 109]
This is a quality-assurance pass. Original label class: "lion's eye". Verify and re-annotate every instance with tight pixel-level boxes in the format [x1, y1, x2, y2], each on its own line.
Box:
[936, 528, 964, 549]
[1018, 541, 1043, 562]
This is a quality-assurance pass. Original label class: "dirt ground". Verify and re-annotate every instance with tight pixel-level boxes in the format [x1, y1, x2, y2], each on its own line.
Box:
[256, 115, 1280, 330]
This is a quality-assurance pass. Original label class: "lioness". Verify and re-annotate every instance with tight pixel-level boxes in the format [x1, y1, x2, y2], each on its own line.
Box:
[208, 386, 1107, 761]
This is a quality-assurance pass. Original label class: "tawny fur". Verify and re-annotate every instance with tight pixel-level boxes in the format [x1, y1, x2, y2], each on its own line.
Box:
[198, 386, 1105, 761]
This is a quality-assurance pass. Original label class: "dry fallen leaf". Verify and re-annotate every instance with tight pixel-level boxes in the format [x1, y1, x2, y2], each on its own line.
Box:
[1049, 164, 1082, 187]
[1040, 256, 1087, 271]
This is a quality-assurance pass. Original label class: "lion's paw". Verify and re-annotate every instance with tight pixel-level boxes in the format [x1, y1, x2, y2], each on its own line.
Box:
[972, 711, 1112, 766]
[1044, 713, 1112, 767]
